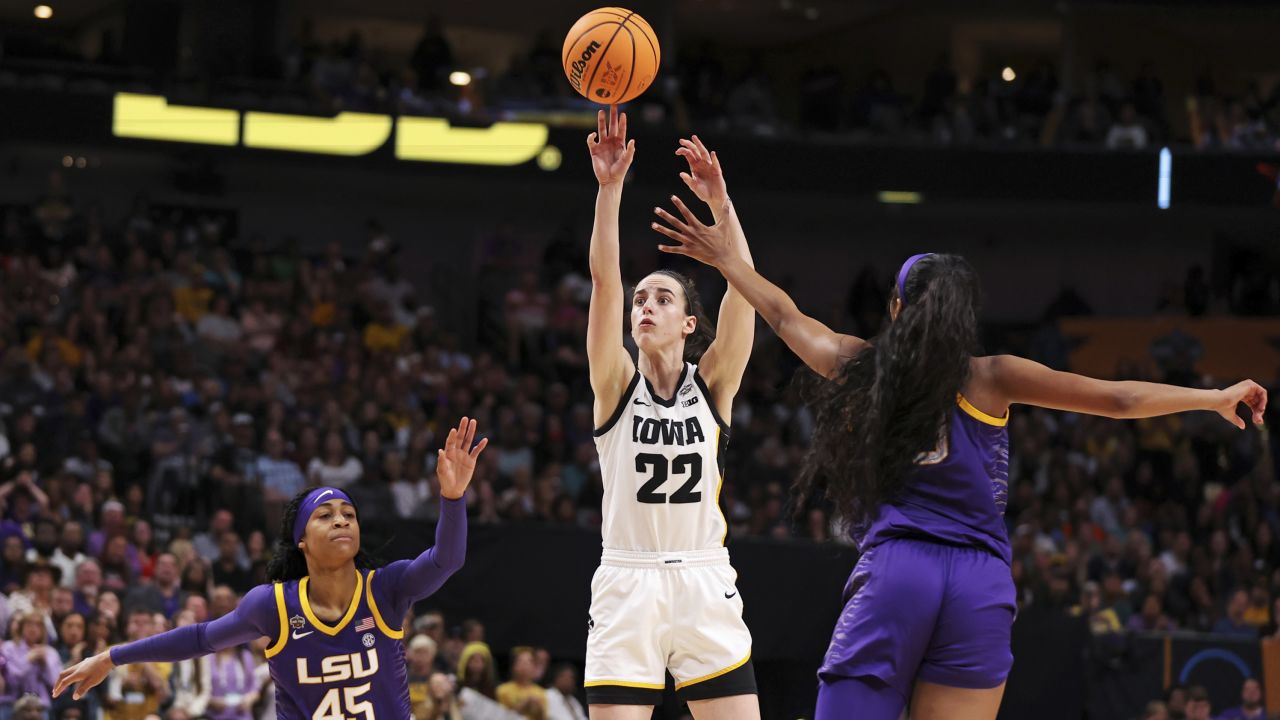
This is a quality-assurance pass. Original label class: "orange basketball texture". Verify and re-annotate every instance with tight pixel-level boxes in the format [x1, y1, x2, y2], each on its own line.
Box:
[562, 7, 660, 105]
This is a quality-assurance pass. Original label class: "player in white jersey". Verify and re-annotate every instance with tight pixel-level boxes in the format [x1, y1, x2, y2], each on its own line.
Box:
[583, 105, 759, 720]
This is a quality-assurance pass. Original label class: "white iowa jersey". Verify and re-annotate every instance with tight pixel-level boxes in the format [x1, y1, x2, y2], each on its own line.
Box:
[593, 362, 730, 552]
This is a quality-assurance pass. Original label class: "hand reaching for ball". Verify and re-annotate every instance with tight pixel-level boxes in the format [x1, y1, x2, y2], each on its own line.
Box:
[588, 105, 635, 187]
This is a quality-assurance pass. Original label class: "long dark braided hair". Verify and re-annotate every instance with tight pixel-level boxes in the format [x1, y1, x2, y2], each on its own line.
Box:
[793, 254, 983, 529]
[266, 489, 380, 582]
[632, 269, 716, 364]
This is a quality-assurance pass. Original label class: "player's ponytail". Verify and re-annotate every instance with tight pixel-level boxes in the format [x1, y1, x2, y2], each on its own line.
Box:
[794, 254, 982, 531]
[651, 269, 715, 364]
[267, 489, 379, 582]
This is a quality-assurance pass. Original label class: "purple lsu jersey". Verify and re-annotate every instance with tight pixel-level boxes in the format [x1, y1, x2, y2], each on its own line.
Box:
[856, 395, 1011, 565]
[263, 570, 408, 720]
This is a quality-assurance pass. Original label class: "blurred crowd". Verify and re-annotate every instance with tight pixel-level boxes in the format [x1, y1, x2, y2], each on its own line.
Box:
[4, 15, 1280, 152]
[0, 147, 1277, 720]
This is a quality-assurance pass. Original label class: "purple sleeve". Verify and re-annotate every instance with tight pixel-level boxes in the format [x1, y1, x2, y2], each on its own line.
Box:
[109, 584, 277, 666]
[374, 496, 467, 623]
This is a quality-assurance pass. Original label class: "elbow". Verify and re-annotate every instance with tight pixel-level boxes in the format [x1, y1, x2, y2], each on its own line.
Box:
[1110, 387, 1138, 418]
[447, 550, 466, 571]
[438, 548, 465, 573]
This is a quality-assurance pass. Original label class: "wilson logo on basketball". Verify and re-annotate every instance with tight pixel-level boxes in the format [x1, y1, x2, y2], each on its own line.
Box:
[568, 40, 602, 91]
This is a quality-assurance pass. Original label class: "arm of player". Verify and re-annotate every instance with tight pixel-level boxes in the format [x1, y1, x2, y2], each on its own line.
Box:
[671, 136, 755, 417]
[587, 105, 638, 425]
[375, 418, 488, 618]
[53, 584, 276, 701]
[653, 203, 866, 380]
[986, 354, 1267, 426]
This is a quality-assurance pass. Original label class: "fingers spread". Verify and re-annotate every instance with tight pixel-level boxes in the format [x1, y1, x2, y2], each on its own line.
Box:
[653, 206, 689, 230]
[692, 135, 711, 162]
[670, 196, 700, 225]
[650, 222, 685, 242]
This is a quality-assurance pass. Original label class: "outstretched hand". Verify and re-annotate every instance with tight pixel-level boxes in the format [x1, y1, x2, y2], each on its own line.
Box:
[651, 195, 737, 268]
[675, 135, 727, 212]
[437, 417, 489, 500]
[1215, 380, 1267, 429]
[587, 105, 635, 187]
[54, 651, 114, 701]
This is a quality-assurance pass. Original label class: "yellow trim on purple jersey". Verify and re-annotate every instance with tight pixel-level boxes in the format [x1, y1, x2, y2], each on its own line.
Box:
[957, 394, 1009, 427]
[299, 570, 364, 635]
[264, 582, 288, 658]
[365, 569, 405, 639]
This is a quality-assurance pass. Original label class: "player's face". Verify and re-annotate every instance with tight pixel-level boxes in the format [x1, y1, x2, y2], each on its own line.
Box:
[631, 274, 694, 352]
[300, 500, 361, 564]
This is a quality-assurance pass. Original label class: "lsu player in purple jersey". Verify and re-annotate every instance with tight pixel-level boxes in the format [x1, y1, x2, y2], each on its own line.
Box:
[652, 209, 1268, 719]
[53, 416, 489, 720]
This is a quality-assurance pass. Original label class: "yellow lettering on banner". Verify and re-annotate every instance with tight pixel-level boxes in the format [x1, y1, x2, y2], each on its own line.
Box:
[395, 117, 549, 166]
[110, 94, 554, 167]
[243, 111, 393, 156]
[112, 93, 239, 146]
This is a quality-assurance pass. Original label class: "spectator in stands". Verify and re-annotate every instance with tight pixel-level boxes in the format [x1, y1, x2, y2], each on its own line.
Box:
[457, 641, 498, 700]
[70, 560, 101, 619]
[86, 501, 126, 558]
[104, 609, 171, 720]
[1163, 684, 1189, 719]
[406, 634, 438, 713]
[1185, 686, 1211, 720]
[55, 612, 87, 662]
[415, 672, 461, 720]
[1128, 593, 1177, 632]
[123, 554, 185, 619]
[1213, 590, 1258, 638]
[1, 610, 61, 710]
[211, 533, 252, 595]
[409, 16, 454, 93]
[169, 610, 212, 720]
[1106, 102, 1149, 150]
[207, 645, 257, 720]
[307, 430, 363, 489]
[495, 646, 546, 719]
[544, 664, 586, 720]
[256, 430, 305, 503]
[1212, 677, 1264, 720]
[50, 523, 86, 590]
[1073, 581, 1122, 635]
[178, 560, 212, 599]
[11, 695, 48, 720]
[1141, 700, 1169, 720]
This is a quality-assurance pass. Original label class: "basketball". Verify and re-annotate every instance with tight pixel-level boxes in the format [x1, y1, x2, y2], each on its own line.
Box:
[562, 7, 660, 105]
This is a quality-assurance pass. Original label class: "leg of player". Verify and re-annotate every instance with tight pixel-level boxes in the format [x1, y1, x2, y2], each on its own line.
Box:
[589, 704, 654, 719]
[686, 693, 760, 720]
[910, 680, 1006, 720]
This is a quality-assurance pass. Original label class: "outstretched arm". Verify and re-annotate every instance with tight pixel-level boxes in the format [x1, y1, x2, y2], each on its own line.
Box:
[671, 136, 755, 418]
[986, 354, 1267, 426]
[587, 106, 638, 425]
[377, 417, 488, 620]
[55, 583, 276, 701]
[653, 203, 867, 380]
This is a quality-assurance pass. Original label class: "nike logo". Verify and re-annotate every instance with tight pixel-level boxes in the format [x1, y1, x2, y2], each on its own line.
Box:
[316, 490, 334, 501]
[633, 398, 650, 406]
[724, 591, 737, 599]
[292, 630, 313, 639]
